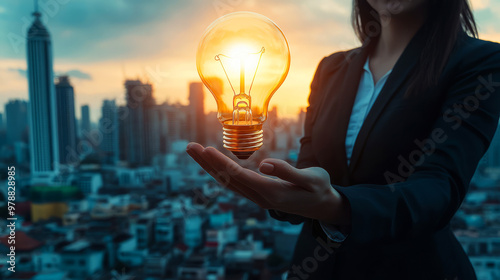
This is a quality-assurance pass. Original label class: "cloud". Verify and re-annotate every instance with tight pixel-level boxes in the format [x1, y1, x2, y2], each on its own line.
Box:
[58, 69, 92, 80]
[8, 67, 26, 78]
[0, 0, 188, 61]
[8, 67, 92, 80]
[470, 0, 490, 10]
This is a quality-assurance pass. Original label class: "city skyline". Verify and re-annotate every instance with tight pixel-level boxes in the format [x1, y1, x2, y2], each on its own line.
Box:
[2, 0, 499, 122]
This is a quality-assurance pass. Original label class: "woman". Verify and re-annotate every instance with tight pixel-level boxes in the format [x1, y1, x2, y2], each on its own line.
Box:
[187, 0, 500, 279]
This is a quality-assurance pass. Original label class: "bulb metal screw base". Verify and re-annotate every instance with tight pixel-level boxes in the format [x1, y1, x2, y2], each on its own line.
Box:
[223, 123, 263, 160]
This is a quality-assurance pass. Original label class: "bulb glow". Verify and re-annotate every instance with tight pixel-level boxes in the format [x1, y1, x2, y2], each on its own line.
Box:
[196, 12, 290, 159]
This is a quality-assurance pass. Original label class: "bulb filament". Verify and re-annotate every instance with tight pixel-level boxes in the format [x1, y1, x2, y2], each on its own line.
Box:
[214, 47, 265, 125]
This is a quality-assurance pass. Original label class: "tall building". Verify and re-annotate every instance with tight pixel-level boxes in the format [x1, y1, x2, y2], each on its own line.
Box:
[0, 112, 4, 131]
[118, 105, 129, 162]
[171, 104, 190, 141]
[81, 105, 91, 134]
[188, 82, 206, 145]
[267, 106, 278, 151]
[55, 76, 77, 165]
[5, 100, 29, 145]
[154, 103, 189, 153]
[148, 105, 162, 156]
[99, 100, 119, 164]
[125, 80, 158, 166]
[27, 9, 59, 175]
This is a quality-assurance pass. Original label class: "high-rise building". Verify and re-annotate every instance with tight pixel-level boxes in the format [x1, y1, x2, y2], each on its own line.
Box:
[118, 105, 129, 162]
[55, 76, 77, 165]
[5, 100, 29, 145]
[0, 112, 4, 131]
[0, 113, 5, 149]
[188, 82, 206, 145]
[267, 106, 278, 151]
[27, 9, 59, 175]
[99, 100, 119, 164]
[154, 103, 188, 153]
[81, 105, 91, 134]
[125, 80, 158, 166]
[148, 105, 162, 156]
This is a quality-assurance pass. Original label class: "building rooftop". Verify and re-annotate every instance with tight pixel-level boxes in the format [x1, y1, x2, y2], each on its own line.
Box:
[27, 12, 50, 38]
[0, 231, 42, 252]
[5, 271, 37, 279]
[61, 240, 105, 253]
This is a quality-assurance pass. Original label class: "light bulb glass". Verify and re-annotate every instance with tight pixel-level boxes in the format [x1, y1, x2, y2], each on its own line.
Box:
[196, 11, 290, 159]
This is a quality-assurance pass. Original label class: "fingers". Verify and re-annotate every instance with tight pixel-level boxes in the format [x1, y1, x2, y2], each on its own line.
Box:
[200, 147, 275, 207]
[258, 158, 315, 191]
[203, 147, 278, 190]
[186, 143, 215, 174]
[187, 144, 311, 210]
[186, 143, 266, 205]
[186, 143, 243, 196]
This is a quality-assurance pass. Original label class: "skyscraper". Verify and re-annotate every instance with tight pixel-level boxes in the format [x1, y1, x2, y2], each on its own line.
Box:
[154, 102, 189, 153]
[188, 82, 206, 145]
[118, 105, 129, 162]
[27, 9, 59, 175]
[125, 80, 157, 166]
[0, 112, 4, 131]
[5, 100, 29, 145]
[55, 76, 77, 165]
[267, 106, 278, 151]
[100, 100, 119, 164]
[81, 105, 91, 134]
[0, 112, 5, 149]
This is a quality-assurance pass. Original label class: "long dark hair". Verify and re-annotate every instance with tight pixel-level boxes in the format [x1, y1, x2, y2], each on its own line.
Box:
[352, 0, 478, 96]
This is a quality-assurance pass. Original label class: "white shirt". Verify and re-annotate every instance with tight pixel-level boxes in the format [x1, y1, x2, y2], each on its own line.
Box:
[320, 57, 393, 242]
[345, 57, 393, 165]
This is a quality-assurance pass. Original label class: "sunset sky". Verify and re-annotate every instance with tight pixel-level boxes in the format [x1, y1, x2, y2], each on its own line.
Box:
[1, 0, 499, 122]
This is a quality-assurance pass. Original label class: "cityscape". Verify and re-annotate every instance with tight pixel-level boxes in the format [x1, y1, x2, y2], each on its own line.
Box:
[0, 1, 500, 280]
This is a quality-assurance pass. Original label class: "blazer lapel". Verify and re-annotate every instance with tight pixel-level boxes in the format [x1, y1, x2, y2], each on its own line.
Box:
[348, 25, 429, 174]
[314, 45, 370, 185]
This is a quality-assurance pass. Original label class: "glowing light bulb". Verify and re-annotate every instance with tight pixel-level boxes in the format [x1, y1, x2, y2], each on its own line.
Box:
[196, 12, 290, 159]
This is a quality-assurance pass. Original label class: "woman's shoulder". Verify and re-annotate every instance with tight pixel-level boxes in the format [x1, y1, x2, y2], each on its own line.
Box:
[460, 34, 500, 51]
[317, 47, 363, 74]
[452, 34, 500, 67]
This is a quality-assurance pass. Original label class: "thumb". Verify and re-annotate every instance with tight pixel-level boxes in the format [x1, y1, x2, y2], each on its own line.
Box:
[259, 159, 311, 188]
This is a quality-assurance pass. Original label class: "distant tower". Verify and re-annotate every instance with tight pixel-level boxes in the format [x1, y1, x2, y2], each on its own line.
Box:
[0, 112, 4, 131]
[118, 105, 129, 162]
[27, 5, 59, 174]
[81, 105, 91, 134]
[268, 106, 278, 151]
[162, 103, 188, 148]
[297, 108, 306, 135]
[125, 80, 157, 166]
[188, 82, 206, 145]
[5, 100, 29, 145]
[55, 76, 77, 165]
[100, 100, 119, 164]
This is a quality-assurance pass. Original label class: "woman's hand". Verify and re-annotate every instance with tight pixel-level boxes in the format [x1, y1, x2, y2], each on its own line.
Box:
[186, 142, 350, 225]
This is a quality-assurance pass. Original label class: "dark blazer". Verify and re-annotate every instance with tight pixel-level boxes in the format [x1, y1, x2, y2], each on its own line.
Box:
[271, 26, 500, 279]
